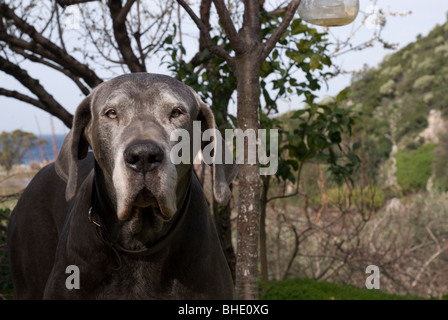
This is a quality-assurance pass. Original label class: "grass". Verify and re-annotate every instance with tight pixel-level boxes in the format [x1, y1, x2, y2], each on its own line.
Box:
[396, 143, 436, 194]
[261, 278, 425, 300]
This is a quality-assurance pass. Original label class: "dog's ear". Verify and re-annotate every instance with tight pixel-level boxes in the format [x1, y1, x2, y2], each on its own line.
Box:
[192, 91, 238, 205]
[55, 95, 92, 202]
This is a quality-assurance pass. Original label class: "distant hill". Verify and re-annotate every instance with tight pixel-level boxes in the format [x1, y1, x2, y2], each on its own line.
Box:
[342, 19, 448, 193]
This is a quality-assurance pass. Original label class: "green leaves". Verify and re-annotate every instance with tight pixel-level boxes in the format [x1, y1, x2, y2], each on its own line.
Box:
[290, 19, 308, 35]
[336, 88, 348, 104]
[273, 89, 360, 185]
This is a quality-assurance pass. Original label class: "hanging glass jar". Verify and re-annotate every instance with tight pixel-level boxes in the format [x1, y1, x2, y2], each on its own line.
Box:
[298, 0, 359, 27]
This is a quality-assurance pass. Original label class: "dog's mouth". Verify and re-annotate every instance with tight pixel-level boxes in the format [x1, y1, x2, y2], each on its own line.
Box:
[133, 188, 157, 208]
[128, 188, 173, 222]
[114, 159, 178, 222]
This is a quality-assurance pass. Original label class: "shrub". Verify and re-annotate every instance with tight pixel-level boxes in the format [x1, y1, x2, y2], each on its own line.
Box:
[433, 130, 448, 191]
[396, 143, 436, 194]
[413, 75, 435, 91]
[379, 79, 395, 96]
[423, 92, 434, 104]
[326, 185, 385, 210]
[435, 43, 448, 56]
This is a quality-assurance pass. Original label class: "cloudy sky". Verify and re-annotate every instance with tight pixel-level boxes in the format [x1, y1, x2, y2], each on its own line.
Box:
[1, 0, 448, 135]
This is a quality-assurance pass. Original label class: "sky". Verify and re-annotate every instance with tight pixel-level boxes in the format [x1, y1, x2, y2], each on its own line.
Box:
[1, 0, 448, 135]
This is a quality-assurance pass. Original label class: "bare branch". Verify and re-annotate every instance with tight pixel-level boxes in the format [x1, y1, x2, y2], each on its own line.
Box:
[107, 0, 145, 72]
[176, 0, 209, 36]
[212, 0, 244, 54]
[281, 213, 299, 280]
[54, 1, 68, 52]
[55, 0, 98, 8]
[118, 0, 136, 23]
[0, 3, 103, 88]
[0, 88, 47, 111]
[266, 5, 288, 16]
[0, 33, 92, 95]
[261, 0, 301, 61]
[0, 56, 73, 128]
[9, 46, 91, 95]
[176, 0, 234, 66]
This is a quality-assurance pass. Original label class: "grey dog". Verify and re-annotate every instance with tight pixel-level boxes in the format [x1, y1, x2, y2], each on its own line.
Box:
[7, 73, 237, 299]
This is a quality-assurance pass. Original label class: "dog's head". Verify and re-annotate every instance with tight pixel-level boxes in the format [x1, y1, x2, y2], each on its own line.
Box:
[56, 73, 237, 221]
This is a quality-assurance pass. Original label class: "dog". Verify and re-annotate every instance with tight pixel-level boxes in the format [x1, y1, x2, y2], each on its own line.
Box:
[7, 73, 237, 299]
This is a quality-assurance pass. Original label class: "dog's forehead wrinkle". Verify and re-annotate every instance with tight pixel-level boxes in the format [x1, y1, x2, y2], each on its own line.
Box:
[105, 92, 135, 108]
[159, 91, 190, 109]
[94, 75, 197, 115]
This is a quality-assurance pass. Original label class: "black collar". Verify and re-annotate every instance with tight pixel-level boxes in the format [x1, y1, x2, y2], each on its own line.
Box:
[88, 176, 192, 269]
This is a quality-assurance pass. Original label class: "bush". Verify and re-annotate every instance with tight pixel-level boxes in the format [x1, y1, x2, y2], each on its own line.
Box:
[396, 143, 436, 194]
[433, 131, 448, 191]
[326, 185, 385, 210]
[413, 75, 435, 91]
[435, 43, 448, 56]
[379, 79, 395, 96]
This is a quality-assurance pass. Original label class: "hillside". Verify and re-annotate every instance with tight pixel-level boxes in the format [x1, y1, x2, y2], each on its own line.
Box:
[345, 19, 448, 193]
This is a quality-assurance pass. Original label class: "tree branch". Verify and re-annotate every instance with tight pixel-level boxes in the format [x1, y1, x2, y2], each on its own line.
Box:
[117, 0, 136, 23]
[9, 46, 91, 96]
[55, 1, 68, 52]
[176, 0, 209, 36]
[0, 56, 74, 128]
[0, 88, 47, 111]
[55, 0, 98, 8]
[0, 34, 93, 95]
[212, 0, 244, 54]
[261, 0, 301, 61]
[108, 0, 146, 72]
[176, 0, 234, 66]
[241, 0, 261, 44]
[0, 3, 103, 88]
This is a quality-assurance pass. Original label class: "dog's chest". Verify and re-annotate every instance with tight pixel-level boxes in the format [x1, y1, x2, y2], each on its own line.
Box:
[96, 257, 185, 299]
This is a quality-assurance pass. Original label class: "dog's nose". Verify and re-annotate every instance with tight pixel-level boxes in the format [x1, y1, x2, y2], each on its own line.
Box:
[124, 142, 164, 172]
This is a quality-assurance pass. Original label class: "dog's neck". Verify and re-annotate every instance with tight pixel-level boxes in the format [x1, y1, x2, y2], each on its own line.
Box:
[91, 163, 192, 252]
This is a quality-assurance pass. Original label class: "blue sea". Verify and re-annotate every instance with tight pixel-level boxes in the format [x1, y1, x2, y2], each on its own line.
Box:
[22, 134, 67, 165]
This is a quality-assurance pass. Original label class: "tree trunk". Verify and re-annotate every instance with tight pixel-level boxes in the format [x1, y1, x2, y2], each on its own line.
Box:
[234, 52, 262, 300]
[213, 193, 236, 281]
[259, 175, 271, 288]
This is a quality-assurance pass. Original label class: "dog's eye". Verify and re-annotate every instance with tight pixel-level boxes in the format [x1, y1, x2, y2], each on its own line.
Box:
[170, 107, 184, 119]
[105, 109, 118, 119]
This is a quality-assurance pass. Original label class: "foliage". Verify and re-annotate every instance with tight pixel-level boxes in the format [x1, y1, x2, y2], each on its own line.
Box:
[281, 91, 360, 186]
[413, 75, 434, 91]
[260, 278, 423, 300]
[432, 130, 448, 191]
[325, 185, 385, 210]
[274, 90, 360, 188]
[0, 130, 47, 172]
[396, 143, 436, 194]
[379, 79, 395, 96]
[345, 18, 448, 186]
